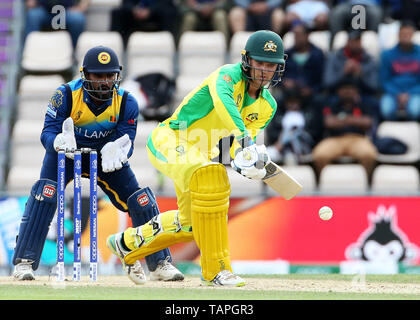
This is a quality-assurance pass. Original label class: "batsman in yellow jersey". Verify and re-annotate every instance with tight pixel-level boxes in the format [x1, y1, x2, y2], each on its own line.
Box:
[107, 30, 287, 286]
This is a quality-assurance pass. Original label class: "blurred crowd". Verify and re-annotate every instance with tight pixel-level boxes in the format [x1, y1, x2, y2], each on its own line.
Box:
[22, 1, 420, 45]
[22, 0, 420, 185]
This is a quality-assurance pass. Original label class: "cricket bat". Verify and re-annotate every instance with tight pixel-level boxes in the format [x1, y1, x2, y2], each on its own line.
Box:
[263, 162, 303, 200]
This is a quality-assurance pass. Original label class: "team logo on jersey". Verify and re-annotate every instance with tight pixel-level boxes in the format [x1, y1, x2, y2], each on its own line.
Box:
[263, 41, 277, 52]
[47, 90, 63, 118]
[236, 94, 242, 107]
[98, 52, 111, 64]
[223, 74, 233, 88]
[50, 89, 64, 109]
[109, 115, 117, 123]
[137, 193, 149, 206]
[223, 74, 232, 82]
[43, 184, 56, 198]
[246, 113, 258, 123]
[74, 111, 83, 121]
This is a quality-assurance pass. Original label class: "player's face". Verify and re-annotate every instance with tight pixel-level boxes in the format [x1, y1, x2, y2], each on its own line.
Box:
[87, 72, 117, 93]
[249, 59, 278, 88]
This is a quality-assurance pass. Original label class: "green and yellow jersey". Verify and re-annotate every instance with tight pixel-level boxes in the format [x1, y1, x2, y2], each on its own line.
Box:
[155, 62, 277, 159]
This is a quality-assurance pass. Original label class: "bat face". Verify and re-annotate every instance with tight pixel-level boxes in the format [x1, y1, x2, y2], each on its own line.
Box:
[263, 162, 303, 200]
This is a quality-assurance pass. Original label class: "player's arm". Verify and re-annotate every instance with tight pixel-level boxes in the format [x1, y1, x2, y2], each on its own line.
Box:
[207, 67, 251, 145]
[40, 86, 72, 152]
[230, 96, 276, 180]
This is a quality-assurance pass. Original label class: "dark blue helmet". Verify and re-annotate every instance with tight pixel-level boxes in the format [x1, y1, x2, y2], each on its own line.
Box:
[80, 46, 122, 102]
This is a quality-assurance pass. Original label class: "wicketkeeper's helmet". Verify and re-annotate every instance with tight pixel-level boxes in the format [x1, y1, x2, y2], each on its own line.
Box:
[80, 46, 122, 102]
[241, 30, 287, 88]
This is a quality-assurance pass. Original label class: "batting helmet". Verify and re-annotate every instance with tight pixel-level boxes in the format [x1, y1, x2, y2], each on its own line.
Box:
[80, 46, 122, 102]
[241, 30, 287, 88]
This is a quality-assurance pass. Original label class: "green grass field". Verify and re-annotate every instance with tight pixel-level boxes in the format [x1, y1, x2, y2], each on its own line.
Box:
[1, 274, 420, 300]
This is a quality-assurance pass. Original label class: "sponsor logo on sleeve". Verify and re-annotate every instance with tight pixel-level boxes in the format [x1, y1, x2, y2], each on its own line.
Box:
[137, 193, 149, 206]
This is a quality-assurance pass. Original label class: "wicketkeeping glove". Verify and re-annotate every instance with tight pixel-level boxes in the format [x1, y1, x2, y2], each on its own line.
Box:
[100, 134, 132, 173]
[53, 117, 77, 159]
[231, 144, 270, 180]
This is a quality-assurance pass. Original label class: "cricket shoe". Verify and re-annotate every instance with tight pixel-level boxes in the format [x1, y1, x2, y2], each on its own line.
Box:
[149, 256, 185, 281]
[201, 270, 246, 287]
[13, 259, 35, 281]
[106, 233, 146, 285]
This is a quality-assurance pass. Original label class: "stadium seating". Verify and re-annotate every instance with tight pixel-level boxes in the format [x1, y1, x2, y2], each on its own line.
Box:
[331, 30, 347, 51]
[17, 74, 64, 120]
[309, 31, 331, 54]
[318, 164, 369, 194]
[85, 0, 122, 32]
[6, 165, 42, 195]
[172, 74, 204, 105]
[283, 30, 331, 54]
[265, 165, 317, 197]
[375, 121, 420, 164]
[282, 32, 294, 50]
[11, 119, 43, 145]
[332, 30, 380, 60]
[229, 31, 253, 64]
[0, 0, 22, 192]
[21, 31, 73, 73]
[414, 31, 420, 46]
[10, 144, 45, 168]
[126, 31, 175, 79]
[178, 31, 226, 77]
[19, 74, 64, 99]
[378, 21, 400, 49]
[379, 21, 420, 49]
[360, 30, 381, 60]
[176, 31, 226, 104]
[6, 7, 420, 198]
[6, 118, 45, 194]
[372, 165, 420, 194]
[0, 118, 7, 191]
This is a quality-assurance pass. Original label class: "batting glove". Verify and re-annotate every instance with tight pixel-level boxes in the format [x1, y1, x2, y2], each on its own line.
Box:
[53, 117, 77, 159]
[100, 134, 131, 173]
[231, 144, 270, 180]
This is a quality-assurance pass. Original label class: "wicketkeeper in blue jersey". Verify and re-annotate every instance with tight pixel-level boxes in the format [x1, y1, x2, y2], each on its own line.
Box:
[12, 46, 184, 283]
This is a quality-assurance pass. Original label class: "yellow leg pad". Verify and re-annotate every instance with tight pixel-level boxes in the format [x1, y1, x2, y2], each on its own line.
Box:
[189, 163, 232, 281]
[124, 210, 194, 265]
